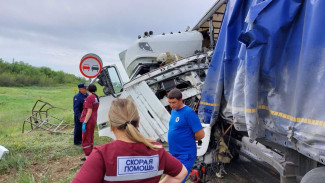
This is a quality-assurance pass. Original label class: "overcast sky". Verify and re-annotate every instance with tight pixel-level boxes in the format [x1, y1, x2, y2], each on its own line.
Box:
[0, 0, 216, 81]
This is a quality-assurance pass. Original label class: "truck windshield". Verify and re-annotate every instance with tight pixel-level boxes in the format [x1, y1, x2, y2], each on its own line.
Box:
[107, 67, 122, 93]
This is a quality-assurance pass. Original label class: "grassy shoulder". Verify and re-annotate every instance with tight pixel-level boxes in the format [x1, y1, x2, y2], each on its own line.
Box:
[0, 86, 109, 182]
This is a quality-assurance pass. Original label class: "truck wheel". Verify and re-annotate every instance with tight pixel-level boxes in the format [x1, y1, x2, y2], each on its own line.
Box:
[301, 167, 325, 183]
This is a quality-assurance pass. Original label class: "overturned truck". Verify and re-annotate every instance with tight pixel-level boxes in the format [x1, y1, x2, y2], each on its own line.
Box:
[93, 0, 325, 182]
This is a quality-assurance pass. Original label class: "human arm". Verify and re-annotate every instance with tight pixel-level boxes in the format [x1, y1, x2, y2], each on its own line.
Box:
[194, 129, 205, 140]
[159, 149, 188, 183]
[82, 95, 94, 123]
[83, 108, 93, 123]
[188, 109, 204, 140]
[72, 149, 105, 183]
[82, 108, 92, 132]
[159, 165, 187, 183]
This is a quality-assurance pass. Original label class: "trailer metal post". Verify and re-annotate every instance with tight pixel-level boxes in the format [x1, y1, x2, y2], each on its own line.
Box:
[209, 19, 214, 49]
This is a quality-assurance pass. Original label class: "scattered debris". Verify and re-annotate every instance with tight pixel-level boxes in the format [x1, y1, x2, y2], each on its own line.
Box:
[0, 145, 9, 160]
[22, 100, 72, 134]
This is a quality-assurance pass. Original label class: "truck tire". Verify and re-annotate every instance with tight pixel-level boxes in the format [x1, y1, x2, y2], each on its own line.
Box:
[301, 167, 325, 183]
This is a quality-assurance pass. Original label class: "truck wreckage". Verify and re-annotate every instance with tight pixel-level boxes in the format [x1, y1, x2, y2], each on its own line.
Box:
[22, 100, 72, 134]
[93, 0, 236, 180]
[91, 0, 325, 182]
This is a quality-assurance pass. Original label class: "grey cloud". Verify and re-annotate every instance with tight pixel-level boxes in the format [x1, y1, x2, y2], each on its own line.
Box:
[0, 0, 216, 80]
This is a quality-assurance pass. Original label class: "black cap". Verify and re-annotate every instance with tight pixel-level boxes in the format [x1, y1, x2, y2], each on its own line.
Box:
[78, 83, 87, 88]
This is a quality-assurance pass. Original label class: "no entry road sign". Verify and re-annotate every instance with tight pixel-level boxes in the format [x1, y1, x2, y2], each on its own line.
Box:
[79, 53, 103, 78]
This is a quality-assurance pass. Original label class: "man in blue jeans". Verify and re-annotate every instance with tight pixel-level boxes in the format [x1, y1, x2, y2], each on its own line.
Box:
[167, 88, 205, 183]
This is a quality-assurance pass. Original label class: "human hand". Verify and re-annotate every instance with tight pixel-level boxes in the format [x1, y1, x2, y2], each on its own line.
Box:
[82, 123, 87, 132]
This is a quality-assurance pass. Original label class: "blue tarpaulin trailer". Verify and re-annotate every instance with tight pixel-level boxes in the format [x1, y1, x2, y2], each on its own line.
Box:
[198, 0, 325, 182]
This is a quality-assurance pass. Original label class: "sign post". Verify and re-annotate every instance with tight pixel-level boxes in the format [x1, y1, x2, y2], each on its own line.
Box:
[79, 53, 103, 78]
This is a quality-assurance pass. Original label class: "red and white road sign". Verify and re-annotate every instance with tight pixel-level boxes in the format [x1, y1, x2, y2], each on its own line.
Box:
[79, 53, 103, 78]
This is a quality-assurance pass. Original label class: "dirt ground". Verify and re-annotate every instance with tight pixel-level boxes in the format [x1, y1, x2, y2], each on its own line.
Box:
[30, 156, 80, 181]
[0, 155, 81, 182]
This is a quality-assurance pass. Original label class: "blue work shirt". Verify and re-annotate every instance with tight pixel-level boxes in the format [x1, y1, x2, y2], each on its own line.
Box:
[73, 91, 88, 119]
[168, 105, 203, 155]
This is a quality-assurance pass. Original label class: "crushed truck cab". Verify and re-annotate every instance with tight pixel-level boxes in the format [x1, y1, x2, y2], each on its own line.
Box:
[96, 30, 213, 154]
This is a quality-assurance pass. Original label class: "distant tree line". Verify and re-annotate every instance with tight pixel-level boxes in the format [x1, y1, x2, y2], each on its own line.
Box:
[0, 58, 86, 87]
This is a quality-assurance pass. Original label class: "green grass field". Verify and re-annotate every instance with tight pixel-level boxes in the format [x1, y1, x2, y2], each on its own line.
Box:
[0, 86, 110, 182]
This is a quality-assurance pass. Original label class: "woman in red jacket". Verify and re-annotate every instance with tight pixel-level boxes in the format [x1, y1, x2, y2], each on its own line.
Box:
[73, 98, 187, 183]
[80, 84, 99, 158]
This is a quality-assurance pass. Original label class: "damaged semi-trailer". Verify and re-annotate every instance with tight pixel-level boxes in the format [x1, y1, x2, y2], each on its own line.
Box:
[92, 0, 325, 182]
[198, 0, 325, 182]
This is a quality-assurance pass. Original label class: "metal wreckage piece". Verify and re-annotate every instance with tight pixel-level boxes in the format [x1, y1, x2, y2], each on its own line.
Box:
[22, 100, 72, 133]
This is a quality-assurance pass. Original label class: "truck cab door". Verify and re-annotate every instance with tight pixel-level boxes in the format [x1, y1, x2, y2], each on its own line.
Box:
[96, 66, 170, 143]
[96, 65, 124, 138]
[97, 65, 123, 96]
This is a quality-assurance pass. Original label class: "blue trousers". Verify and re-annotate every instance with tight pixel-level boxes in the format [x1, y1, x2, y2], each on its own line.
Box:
[172, 153, 196, 183]
[74, 115, 82, 145]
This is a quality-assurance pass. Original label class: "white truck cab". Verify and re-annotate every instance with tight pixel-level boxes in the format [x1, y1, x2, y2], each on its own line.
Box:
[95, 31, 213, 157]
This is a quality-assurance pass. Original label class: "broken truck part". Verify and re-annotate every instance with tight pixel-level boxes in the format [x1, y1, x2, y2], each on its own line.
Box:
[91, 0, 325, 182]
[0, 145, 9, 160]
[22, 100, 72, 134]
[198, 0, 325, 182]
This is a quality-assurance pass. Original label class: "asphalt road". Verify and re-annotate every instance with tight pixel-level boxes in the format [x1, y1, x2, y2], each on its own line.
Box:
[188, 155, 280, 183]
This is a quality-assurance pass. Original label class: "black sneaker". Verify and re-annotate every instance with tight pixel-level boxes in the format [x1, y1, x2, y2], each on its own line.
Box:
[80, 157, 86, 161]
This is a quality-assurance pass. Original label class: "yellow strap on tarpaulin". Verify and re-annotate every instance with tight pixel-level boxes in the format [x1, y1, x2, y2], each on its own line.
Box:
[199, 102, 325, 127]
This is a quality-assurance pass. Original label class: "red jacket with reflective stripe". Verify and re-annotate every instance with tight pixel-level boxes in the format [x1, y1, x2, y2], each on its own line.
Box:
[73, 140, 183, 183]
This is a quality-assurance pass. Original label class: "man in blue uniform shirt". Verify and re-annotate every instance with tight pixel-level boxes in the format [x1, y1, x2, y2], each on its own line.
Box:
[73, 83, 88, 145]
[167, 88, 205, 183]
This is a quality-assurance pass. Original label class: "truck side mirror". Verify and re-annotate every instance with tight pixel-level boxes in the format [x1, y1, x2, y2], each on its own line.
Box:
[97, 66, 123, 96]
